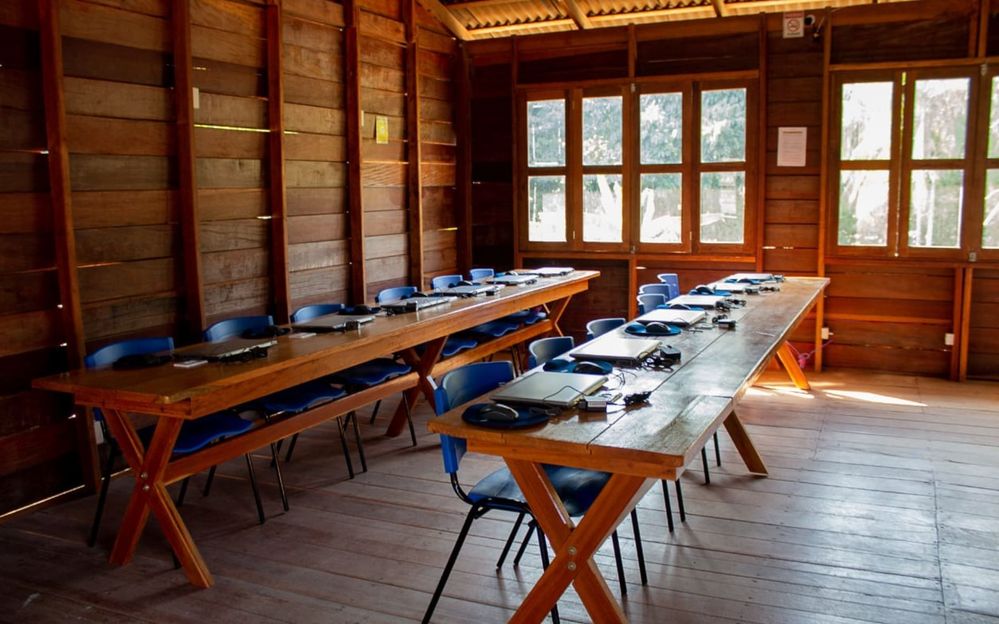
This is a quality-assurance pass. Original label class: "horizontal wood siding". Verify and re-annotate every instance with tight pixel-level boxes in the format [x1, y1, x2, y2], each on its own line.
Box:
[968, 269, 999, 380]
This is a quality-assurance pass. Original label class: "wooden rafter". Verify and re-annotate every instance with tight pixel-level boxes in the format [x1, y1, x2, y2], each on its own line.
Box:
[711, 0, 726, 17]
[558, 0, 593, 29]
[417, 0, 472, 40]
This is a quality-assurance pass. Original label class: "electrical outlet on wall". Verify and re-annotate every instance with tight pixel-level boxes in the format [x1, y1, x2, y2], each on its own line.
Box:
[945, 333, 954, 346]
[821, 327, 831, 340]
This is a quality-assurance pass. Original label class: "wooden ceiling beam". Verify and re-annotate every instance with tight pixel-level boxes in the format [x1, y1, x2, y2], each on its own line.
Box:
[558, 0, 593, 29]
[710, 0, 726, 17]
[417, 0, 473, 40]
[469, 18, 575, 36]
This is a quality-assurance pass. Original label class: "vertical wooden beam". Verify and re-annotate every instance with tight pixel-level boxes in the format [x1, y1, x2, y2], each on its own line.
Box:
[266, 0, 290, 323]
[511, 37, 522, 268]
[958, 267, 973, 381]
[344, 0, 366, 302]
[814, 8, 833, 372]
[405, 0, 425, 289]
[38, 0, 96, 492]
[455, 43, 473, 276]
[172, 0, 205, 337]
[976, 0, 989, 58]
[755, 15, 767, 272]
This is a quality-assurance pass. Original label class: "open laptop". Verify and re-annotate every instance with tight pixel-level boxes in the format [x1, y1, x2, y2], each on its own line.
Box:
[636, 308, 706, 327]
[382, 296, 451, 314]
[181, 338, 277, 361]
[291, 313, 375, 332]
[668, 294, 726, 308]
[491, 371, 606, 408]
[570, 336, 661, 365]
[518, 267, 574, 277]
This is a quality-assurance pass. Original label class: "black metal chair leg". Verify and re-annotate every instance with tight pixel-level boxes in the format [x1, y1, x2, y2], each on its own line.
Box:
[496, 512, 526, 569]
[283, 433, 300, 463]
[611, 530, 627, 595]
[701, 446, 711, 485]
[675, 479, 686, 523]
[176, 477, 190, 507]
[202, 465, 218, 497]
[368, 399, 382, 425]
[243, 454, 266, 525]
[630, 509, 647, 585]
[661, 480, 675, 533]
[422, 507, 479, 624]
[714, 432, 721, 466]
[336, 417, 355, 479]
[88, 442, 118, 547]
[269, 442, 290, 512]
[349, 411, 367, 473]
[513, 521, 536, 566]
[536, 528, 560, 624]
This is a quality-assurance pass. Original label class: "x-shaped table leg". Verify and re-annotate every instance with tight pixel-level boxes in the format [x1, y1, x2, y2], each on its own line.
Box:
[505, 459, 651, 624]
[101, 408, 214, 588]
[385, 335, 447, 437]
[775, 343, 811, 390]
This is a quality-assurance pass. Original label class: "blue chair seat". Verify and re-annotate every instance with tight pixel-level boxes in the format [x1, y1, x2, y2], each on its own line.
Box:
[504, 309, 547, 325]
[256, 380, 347, 415]
[469, 319, 521, 338]
[172, 412, 255, 455]
[468, 465, 611, 517]
[441, 335, 479, 358]
[334, 358, 411, 387]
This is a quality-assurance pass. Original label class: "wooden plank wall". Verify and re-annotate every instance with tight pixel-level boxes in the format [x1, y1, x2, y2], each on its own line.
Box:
[0, 0, 461, 516]
[969, 269, 999, 380]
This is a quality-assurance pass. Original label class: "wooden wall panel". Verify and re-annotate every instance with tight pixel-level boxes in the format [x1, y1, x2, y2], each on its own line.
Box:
[968, 269, 999, 380]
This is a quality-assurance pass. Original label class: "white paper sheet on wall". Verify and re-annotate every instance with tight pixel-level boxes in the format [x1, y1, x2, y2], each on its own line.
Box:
[777, 127, 807, 167]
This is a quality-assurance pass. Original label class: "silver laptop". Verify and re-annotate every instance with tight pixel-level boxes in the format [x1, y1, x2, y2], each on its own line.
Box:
[668, 294, 726, 308]
[291, 313, 375, 332]
[570, 336, 661, 364]
[724, 272, 776, 283]
[491, 371, 606, 408]
[438, 284, 500, 297]
[382, 296, 451, 313]
[636, 308, 706, 327]
[492, 274, 537, 285]
[181, 338, 277, 361]
[710, 280, 758, 294]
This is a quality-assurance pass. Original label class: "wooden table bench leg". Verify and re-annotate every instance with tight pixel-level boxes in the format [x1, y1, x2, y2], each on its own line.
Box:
[723, 410, 768, 476]
[386, 337, 446, 437]
[776, 342, 811, 390]
[506, 459, 649, 624]
[101, 410, 214, 588]
[544, 297, 572, 337]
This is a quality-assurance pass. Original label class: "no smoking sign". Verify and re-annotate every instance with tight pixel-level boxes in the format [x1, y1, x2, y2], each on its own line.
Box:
[783, 10, 804, 38]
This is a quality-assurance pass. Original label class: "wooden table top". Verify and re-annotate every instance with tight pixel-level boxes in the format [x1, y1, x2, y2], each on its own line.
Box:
[428, 276, 828, 480]
[32, 271, 599, 418]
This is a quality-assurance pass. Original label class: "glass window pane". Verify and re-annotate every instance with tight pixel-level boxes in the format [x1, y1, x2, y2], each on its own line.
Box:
[640, 93, 682, 165]
[583, 96, 622, 166]
[640, 173, 682, 244]
[989, 79, 999, 159]
[985, 169, 999, 248]
[841, 82, 893, 161]
[701, 88, 746, 163]
[908, 169, 962, 248]
[838, 170, 889, 246]
[528, 176, 565, 242]
[912, 78, 968, 160]
[527, 99, 565, 167]
[582, 174, 623, 243]
[700, 172, 744, 244]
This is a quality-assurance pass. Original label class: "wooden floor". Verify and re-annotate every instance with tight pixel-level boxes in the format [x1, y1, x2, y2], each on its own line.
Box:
[2, 370, 999, 623]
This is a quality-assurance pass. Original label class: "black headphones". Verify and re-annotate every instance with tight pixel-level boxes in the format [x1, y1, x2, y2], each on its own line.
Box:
[241, 325, 290, 339]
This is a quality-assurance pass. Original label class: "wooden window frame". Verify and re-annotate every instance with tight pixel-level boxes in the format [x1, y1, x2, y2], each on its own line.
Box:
[972, 66, 999, 262]
[519, 89, 570, 251]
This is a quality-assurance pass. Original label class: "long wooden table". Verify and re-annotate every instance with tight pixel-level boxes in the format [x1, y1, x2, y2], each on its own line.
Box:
[428, 277, 828, 623]
[32, 270, 598, 588]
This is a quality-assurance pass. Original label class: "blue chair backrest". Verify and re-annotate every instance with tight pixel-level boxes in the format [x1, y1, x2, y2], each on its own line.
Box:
[291, 303, 342, 323]
[435, 361, 515, 474]
[637, 293, 668, 315]
[203, 315, 274, 342]
[431, 274, 462, 290]
[528, 336, 574, 368]
[639, 283, 672, 297]
[85, 336, 175, 369]
[586, 317, 626, 340]
[469, 268, 495, 281]
[375, 286, 417, 304]
[657, 273, 680, 299]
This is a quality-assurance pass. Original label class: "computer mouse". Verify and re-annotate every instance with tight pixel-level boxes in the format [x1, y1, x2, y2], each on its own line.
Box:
[458, 280, 473, 287]
[341, 305, 379, 315]
[692, 285, 715, 295]
[644, 321, 680, 336]
[468, 402, 519, 423]
[507, 270, 519, 276]
[408, 292, 428, 298]
[574, 361, 610, 375]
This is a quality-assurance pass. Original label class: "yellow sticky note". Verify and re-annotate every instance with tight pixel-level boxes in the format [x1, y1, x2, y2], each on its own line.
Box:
[375, 115, 389, 144]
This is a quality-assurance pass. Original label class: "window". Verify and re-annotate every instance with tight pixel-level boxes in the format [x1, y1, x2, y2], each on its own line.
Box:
[830, 70, 974, 258]
[522, 80, 756, 254]
[982, 72, 999, 251]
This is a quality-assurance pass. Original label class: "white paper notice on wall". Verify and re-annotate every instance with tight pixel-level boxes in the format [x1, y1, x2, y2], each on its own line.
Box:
[777, 127, 807, 167]
[783, 11, 804, 38]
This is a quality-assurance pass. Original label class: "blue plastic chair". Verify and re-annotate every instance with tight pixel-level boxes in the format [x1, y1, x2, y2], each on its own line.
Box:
[85, 337, 263, 546]
[528, 336, 574, 368]
[637, 293, 668, 315]
[657, 273, 681, 299]
[422, 362, 647, 623]
[290, 303, 342, 322]
[586, 317, 626, 340]
[375, 286, 418, 304]
[203, 315, 274, 342]
[639, 283, 673, 297]
[468, 268, 494, 282]
[431, 274, 462, 290]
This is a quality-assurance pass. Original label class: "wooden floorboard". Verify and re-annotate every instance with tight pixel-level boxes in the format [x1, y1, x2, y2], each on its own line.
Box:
[2, 370, 999, 623]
